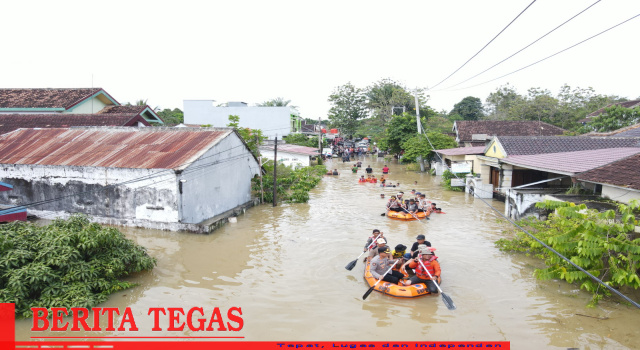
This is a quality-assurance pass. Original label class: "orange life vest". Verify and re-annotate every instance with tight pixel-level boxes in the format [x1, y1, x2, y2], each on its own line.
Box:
[415, 260, 436, 280]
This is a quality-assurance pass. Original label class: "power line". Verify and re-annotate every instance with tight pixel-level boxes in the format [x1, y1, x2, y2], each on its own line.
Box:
[437, 0, 601, 91]
[449, 13, 640, 91]
[428, 0, 537, 91]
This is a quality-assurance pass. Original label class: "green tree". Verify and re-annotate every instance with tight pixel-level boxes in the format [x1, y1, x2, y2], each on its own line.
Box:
[227, 115, 266, 158]
[283, 133, 326, 148]
[381, 113, 420, 154]
[156, 108, 184, 126]
[365, 78, 426, 123]
[401, 132, 458, 163]
[450, 96, 484, 120]
[585, 105, 640, 132]
[485, 84, 524, 120]
[257, 97, 297, 110]
[327, 82, 368, 136]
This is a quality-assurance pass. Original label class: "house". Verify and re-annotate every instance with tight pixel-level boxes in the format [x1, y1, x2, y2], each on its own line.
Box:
[0, 113, 150, 135]
[259, 144, 319, 168]
[433, 146, 485, 175]
[452, 120, 566, 147]
[586, 123, 640, 137]
[0, 88, 164, 124]
[577, 153, 640, 205]
[467, 136, 640, 219]
[0, 127, 261, 232]
[184, 100, 299, 139]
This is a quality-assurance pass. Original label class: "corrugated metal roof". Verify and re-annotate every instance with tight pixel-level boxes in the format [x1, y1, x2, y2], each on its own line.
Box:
[500, 148, 640, 175]
[0, 127, 233, 170]
[435, 146, 485, 156]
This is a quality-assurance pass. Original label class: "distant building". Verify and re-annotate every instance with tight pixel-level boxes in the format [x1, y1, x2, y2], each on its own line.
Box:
[0, 127, 261, 232]
[0, 88, 164, 124]
[259, 144, 319, 168]
[580, 99, 640, 124]
[452, 120, 566, 147]
[184, 100, 299, 139]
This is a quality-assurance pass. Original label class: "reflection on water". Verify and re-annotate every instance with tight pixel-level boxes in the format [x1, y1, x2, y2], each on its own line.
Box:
[15, 156, 639, 349]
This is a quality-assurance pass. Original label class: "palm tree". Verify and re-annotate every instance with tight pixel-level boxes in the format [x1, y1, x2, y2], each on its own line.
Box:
[257, 97, 297, 110]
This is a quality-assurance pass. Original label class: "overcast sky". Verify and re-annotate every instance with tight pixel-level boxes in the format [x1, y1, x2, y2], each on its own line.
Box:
[2, 0, 638, 118]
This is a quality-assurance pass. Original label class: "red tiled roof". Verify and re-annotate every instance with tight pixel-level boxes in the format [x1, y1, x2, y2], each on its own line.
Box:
[0, 114, 149, 135]
[496, 136, 640, 156]
[435, 146, 485, 156]
[578, 153, 640, 190]
[501, 148, 640, 175]
[587, 123, 640, 138]
[260, 144, 319, 156]
[0, 127, 233, 170]
[0, 88, 116, 109]
[454, 121, 566, 142]
[97, 105, 147, 114]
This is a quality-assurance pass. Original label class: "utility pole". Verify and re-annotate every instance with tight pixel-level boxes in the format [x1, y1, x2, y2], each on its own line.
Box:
[273, 136, 277, 207]
[318, 117, 323, 165]
[256, 135, 264, 203]
[415, 89, 425, 172]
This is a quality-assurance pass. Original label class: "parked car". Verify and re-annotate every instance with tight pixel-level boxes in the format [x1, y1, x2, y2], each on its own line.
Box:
[322, 148, 333, 158]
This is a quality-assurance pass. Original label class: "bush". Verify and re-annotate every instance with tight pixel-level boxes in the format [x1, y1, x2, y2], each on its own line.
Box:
[441, 169, 464, 192]
[252, 162, 326, 203]
[496, 200, 640, 306]
[0, 215, 156, 318]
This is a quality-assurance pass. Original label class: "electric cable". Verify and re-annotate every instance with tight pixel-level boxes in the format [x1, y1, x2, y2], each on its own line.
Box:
[448, 13, 640, 91]
[428, 0, 537, 91]
[436, 0, 601, 91]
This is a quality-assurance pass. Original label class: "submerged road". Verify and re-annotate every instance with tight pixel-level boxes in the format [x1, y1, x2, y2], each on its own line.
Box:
[16, 156, 639, 349]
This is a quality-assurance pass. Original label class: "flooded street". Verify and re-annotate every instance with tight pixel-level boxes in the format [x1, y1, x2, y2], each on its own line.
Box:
[16, 156, 639, 349]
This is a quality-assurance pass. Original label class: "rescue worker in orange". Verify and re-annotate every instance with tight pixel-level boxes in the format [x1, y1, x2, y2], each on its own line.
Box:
[402, 248, 441, 293]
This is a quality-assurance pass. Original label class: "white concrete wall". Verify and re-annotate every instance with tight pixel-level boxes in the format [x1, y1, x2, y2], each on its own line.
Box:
[601, 185, 640, 205]
[67, 97, 109, 114]
[179, 133, 261, 224]
[184, 100, 296, 139]
[260, 149, 310, 168]
[0, 164, 179, 223]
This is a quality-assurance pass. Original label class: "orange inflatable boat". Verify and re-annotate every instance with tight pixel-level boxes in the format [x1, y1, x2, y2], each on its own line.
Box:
[363, 261, 430, 298]
[386, 210, 429, 220]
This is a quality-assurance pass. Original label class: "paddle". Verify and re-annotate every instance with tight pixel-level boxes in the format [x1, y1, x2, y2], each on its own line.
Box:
[345, 233, 381, 271]
[418, 257, 456, 310]
[401, 206, 429, 222]
[362, 260, 398, 300]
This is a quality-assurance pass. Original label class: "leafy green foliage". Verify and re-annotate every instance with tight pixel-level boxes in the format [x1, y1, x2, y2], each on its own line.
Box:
[0, 215, 156, 318]
[496, 200, 640, 306]
[327, 82, 368, 137]
[227, 115, 267, 158]
[581, 105, 640, 133]
[252, 162, 326, 203]
[450, 96, 484, 120]
[256, 97, 297, 111]
[485, 84, 627, 130]
[156, 108, 184, 126]
[441, 169, 464, 192]
[401, 133, 458, 164]
[283, 133, 326, 148]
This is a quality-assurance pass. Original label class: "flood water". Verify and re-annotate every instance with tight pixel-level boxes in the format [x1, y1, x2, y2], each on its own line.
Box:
[16, 156, 640, 349]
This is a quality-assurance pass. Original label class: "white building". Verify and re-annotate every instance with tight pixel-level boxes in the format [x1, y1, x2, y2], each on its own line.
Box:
[259, 144, 318, 168]
[0, 127, 261, 232]
[184, 100, 298, 139]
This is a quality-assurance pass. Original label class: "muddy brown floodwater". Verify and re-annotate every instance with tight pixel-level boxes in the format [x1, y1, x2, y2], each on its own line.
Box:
[16, 156, 640, 349]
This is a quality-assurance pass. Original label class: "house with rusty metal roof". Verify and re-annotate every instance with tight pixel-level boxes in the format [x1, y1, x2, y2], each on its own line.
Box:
[0, 127, 261, 232]
[0, 88, 164, 124]
[452, 120, 567, 147]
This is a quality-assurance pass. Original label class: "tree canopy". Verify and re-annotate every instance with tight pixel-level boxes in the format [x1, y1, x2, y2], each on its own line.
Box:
[450, 96, 484, 121]
[327, 82, 368, 136]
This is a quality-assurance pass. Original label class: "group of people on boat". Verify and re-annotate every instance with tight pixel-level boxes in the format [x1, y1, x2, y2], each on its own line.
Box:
[386, 190, 441, 215]
[364, 229, 441, 294]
